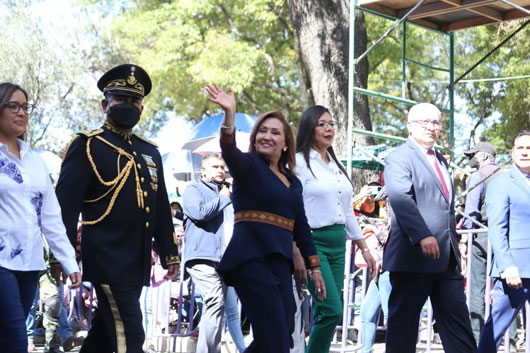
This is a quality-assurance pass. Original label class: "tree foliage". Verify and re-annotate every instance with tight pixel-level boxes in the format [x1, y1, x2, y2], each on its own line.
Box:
[455, 21, 530, 151]
[3, 0, 530, 157]
[0, 0, 108, 153]
[106, 0, 311, 123]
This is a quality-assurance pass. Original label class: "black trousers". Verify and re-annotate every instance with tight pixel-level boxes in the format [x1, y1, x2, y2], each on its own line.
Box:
[80, 284, 144, 353]
[386, 252, 477, 353]
[232, 255, 295, 353]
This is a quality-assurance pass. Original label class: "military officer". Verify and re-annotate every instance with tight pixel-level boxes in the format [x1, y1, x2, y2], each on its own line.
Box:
[55, 64, 180, 353]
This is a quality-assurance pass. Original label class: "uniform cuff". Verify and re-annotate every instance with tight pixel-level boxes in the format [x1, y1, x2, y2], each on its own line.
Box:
[165, 254, 181, 265]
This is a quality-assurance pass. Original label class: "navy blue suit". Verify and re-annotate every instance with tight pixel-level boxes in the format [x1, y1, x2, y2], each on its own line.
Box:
[383, 139, 476, 353]
[478, 166, 530, 352]
[218, 132, 318, 353]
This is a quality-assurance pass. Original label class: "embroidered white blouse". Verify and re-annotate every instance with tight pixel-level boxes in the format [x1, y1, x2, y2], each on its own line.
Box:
[295, 149, 362, 240]
[0, 139, 78, 275]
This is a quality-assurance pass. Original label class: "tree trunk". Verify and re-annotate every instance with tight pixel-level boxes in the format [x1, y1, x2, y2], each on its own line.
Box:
[287, 0, 379, 188]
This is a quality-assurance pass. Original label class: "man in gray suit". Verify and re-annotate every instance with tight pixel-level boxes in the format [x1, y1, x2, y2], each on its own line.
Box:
[383, 103, 476, 353]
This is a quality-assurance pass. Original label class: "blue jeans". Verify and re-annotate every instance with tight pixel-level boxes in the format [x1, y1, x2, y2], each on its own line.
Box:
[224, 286, 246, 353]
[57, 282, 74, 342]
[360, 271, 391, 353]
[26, 288, 41, 339]
[0, 266, 40, 353]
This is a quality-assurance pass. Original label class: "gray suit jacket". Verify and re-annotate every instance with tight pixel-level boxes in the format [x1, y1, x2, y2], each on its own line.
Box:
[382, 139, 460, 273]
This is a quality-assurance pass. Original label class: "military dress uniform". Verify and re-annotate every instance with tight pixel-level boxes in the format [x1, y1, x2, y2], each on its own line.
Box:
[55, 64, 179, 353]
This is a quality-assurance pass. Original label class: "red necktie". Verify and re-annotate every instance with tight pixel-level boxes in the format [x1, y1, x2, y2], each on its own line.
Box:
[427, 150, 450, 201]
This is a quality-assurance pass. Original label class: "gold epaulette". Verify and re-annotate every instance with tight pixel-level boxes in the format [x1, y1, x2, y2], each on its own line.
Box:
[133, 133, 158, 147]
[61, 135, 79, 163]
[79, 128, 104, 138]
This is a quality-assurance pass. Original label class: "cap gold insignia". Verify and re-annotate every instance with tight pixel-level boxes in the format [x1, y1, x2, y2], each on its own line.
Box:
[127, 75, 137, 86]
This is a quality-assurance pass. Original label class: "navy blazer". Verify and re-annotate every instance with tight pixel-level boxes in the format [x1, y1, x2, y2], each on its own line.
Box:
[382, 139, 460, 273]
[217, 133, 318, 284]
[485, 166, 530, 278]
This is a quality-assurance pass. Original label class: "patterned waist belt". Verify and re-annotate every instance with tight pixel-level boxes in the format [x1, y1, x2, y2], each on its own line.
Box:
[234, 210, 295, 231]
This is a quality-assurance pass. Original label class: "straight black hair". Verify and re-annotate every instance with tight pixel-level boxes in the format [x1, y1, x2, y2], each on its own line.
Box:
[295, 105, 351, 185]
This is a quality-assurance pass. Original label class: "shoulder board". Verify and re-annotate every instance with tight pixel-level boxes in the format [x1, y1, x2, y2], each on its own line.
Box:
[134, 133, 158, 147]
[61, 135, 80, 163]
[78, 128, 104, 138]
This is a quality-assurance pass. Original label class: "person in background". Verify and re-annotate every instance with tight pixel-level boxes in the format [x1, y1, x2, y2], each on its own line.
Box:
[461, 141, 517, 349]
[170, 201, 184, 221]
[358, 186, 392, 353]
[353, 185, 380, 218]
[204, 84, 326, 353]
[295, 105, 376, 353]
[182, 153, 231, 353]
[383, 103, 476, 353]
[55, 65, 179, 353]
[477, 130, 530, 353]
[0, 82, 81, 353]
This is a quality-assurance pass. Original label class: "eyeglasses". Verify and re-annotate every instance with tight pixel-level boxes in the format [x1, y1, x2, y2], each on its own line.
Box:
[410, 120, 443, 129]
[1, 101, 34, 114]
[315, 121, 337, 129]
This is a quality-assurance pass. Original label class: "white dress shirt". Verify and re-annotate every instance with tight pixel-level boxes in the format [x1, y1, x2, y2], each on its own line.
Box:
[295, 149, 362, 240]
[409, 138, 452, 199]
[0, 139, 78, 275]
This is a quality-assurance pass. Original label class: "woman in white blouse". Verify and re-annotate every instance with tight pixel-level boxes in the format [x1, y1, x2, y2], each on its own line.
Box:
[0, 82, 81, 352]
[295, 105, 376, 353]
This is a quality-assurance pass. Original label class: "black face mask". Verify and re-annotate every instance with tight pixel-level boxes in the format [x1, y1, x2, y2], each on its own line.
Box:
[469, 155, 480, 169]
[108, 103, 141, 129]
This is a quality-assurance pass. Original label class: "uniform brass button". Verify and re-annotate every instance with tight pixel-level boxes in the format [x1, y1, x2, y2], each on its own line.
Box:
[145, 222, 149, 228]
[137, 163, 142, 169]
[141, 177, 145, 183]
[143, 191, 148, 197]
[133, 151, 137, 156]
[128, 140, 132, 145]
[146, 207, 150, 213]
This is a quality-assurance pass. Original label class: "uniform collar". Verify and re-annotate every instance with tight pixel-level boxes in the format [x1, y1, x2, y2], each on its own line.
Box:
[104, 121, 133, 140]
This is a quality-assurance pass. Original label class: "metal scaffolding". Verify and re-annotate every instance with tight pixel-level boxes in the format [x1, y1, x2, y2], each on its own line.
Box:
[338, 0, 530, 351]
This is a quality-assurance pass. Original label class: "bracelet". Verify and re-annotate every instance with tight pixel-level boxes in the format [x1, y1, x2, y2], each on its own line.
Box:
[362, 248, 370, 253]
[220, 124, 233, 129]
[312, 269, 321, 273]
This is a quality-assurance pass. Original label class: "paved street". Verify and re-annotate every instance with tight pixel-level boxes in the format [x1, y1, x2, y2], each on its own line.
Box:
[27, 334, 522, 352]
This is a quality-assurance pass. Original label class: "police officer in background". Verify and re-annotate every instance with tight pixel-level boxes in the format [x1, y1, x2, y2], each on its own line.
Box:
[55, 64, 180, 353]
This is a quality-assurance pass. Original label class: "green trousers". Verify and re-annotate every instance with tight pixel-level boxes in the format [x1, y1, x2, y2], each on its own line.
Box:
[306, 224, 346, 353]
